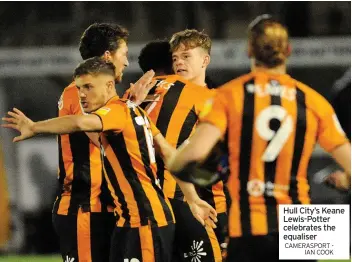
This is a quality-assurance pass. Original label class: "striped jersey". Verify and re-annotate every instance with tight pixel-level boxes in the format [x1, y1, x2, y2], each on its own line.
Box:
[200, 71, 349, 237]
[93, 96, 175, 228]
[54, 82, 113, 215]
[145, 74, 227, 214]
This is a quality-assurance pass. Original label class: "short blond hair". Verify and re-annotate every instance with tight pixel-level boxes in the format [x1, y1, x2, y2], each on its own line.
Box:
[170, 29, 211, 54]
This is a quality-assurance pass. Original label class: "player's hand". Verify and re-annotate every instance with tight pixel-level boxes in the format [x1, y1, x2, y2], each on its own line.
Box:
[324, 170, 350, 191]
[188, 198, 218, 228]
[1, 108, 35, 142]
[129, 70, 157, 106]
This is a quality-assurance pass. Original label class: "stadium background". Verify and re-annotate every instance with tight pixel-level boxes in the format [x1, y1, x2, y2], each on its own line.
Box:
[0, 1, 350, 261]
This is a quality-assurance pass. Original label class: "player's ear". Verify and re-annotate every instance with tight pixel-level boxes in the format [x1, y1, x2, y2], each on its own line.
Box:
[286, 44, 292, 58]
[103, 50, 112, 62]
[203, 54, 210, 68]
[107, 80, 114, 92]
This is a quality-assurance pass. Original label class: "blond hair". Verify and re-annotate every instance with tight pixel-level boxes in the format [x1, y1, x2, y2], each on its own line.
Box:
[249, 17, 289, 68]
[170, 29, 211, 54]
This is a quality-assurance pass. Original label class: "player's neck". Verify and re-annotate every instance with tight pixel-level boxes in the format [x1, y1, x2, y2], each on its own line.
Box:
[190, 73, 206, 87]
[251, 59, 287, 75]
[107, 91, 118, 101]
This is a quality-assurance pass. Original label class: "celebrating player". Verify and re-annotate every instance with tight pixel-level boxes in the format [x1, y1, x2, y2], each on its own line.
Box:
[168, 15, 351, 262]
[2, 57, 217, 262]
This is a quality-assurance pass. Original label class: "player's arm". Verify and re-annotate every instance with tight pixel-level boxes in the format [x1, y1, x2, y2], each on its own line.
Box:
[59, 87, 101, 147]
[84, 132, 100, 148]
[316, 96, 351, 190]
[331, 143, 351, 176]
[153, 132, 217, 227]
[166, 123, 222, 181]
[325, 143, 351, 190]
[2, 108, 102, 142]
[167, 89, 228, 183]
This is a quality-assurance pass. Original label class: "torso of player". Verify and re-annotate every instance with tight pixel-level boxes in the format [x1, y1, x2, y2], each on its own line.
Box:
[97, 98, 174, 228]
[55, 83, 111, 215]
[201, 71, 348, 237]
[146, 75, 227, 213]
[146, 75, 212, 147]
[220, 71, 346, 204]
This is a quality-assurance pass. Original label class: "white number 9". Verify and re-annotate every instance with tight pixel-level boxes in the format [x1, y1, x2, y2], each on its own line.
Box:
[255, 105, 293, 162]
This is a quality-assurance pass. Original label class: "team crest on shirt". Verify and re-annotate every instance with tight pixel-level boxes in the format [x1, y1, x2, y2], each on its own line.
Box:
[199, 98, 214, 118]
[247, 179, 265, 197]
[96, 107, 111, 116]
[58, 94, 64, 110]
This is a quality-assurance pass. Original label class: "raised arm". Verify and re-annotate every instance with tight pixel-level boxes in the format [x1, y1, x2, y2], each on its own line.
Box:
[58, 86, 101, 148]
[167, 86, 229, 182]
[166, 122, 222, 181]
[2, 108, 102, 142]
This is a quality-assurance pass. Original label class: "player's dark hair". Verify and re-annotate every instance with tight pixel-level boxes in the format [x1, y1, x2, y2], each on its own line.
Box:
[138, 40, 173, 74]
[73, 57, 116, 78]
[79, 23, 129, 60]
[248, 14, 290, 68]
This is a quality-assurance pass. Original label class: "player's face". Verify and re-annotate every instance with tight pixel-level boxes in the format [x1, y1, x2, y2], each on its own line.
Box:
[75, 74, 114, 113]
[172, 44, 206, 81]
[109, 40, 129, 83]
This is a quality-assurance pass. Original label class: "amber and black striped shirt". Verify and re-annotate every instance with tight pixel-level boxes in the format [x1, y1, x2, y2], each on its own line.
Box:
[53, 83, 113, 215]
[145, 74, 227, 214]
[93, 96, 175, 228]
[201, 71, 349, 237]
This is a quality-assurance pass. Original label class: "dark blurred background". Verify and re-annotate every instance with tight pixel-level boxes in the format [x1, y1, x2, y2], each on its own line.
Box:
[0, 1, 350, 256]
[0, 1, 350, 45]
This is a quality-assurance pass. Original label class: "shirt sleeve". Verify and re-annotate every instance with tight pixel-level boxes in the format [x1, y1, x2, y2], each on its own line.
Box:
[317, 97, 349, 152]
[195, 88, 216, 116]
[92, 103, 128, 132]
[199, 88, 228, 135]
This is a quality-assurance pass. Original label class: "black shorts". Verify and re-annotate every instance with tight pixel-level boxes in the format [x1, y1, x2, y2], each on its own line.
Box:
[226, 233, 317, 262]
[170, 198, 222, 262]
[214, 212, 228, 250]
[109, 223, 175, 262]
[52, 210, 115, 262]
